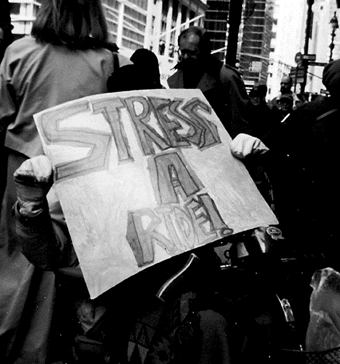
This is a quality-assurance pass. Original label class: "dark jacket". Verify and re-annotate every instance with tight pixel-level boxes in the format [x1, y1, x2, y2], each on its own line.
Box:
[264, 95, 339, 265]
[167, 57, 253, 139]
[0, 36, 130, 364]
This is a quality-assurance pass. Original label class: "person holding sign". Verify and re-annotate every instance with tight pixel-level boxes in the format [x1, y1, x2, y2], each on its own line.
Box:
[10, 87, 280, 363]
[0, 0, 130, 361]
[12, 154, 234, 363]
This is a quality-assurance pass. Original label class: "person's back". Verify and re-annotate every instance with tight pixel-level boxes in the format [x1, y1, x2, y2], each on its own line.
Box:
[0, 0, 130, 362]
[2, 36, 117, 157]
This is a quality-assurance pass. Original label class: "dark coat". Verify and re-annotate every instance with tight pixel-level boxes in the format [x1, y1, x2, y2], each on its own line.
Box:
[264, 95, 339, 265]
[167, 57, 253, 139]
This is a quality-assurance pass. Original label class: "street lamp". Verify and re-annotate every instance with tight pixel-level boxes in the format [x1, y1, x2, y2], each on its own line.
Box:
[329, 11, 339, 62]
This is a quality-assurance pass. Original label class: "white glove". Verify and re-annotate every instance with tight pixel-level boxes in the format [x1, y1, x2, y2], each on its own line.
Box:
[14, 155, 54, 217]
[230, 133, 269, 160]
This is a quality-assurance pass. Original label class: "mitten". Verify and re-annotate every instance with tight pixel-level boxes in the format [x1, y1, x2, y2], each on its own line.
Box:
[14, 155, 54, 217]
[230, 133, 269, 159]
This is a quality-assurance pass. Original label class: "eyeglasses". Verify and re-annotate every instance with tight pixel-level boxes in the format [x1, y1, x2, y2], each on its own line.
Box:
[178, 49, 200, 58]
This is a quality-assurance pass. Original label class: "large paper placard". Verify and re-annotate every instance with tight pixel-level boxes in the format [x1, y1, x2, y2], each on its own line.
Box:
[35, 89, 278, 298]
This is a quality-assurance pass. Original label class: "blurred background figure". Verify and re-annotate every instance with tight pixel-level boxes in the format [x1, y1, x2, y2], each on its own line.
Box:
[269, 75, 300, 111]
[294, 92, 309, 109]
[249, 84, 268, 108]
[107, 48, 163, 92]
[264, 59, 340, 273]
[276, 94, 294, 122]
[130, 48, 163, 89]
[248, 84, 281, 140]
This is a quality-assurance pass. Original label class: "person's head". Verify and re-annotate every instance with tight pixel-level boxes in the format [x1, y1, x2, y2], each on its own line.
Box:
[131, 48, 160, 73]
[249, 84, 267, 106]
[277, 94, 293, 114]
[249, 87, 261, 106]
[130, 48, 162, 89]
[322, 59, 340, 97]
[177, 26, 212, 68]
[257, 84, 268, 99]
[108, 60, 162, 93]
[280, 76, 293, 94]
[31, 0, 108, 49]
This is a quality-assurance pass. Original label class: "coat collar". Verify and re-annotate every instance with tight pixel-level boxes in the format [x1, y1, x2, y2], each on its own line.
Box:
[169, 56, 223, 92]
[168, 66, 220, 92]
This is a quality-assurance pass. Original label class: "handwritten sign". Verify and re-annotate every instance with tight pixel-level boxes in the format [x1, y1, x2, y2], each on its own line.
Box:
[35, 89, 278, 298]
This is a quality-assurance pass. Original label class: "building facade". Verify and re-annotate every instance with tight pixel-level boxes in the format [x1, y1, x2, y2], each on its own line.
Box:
[306, 0, 339, 94]
[205, 0, 229, 61]
[267, 0, 340, 100]
[239, 0, 274, 88]
[205, 0, 276, 91]
[8, 0, 40, 40]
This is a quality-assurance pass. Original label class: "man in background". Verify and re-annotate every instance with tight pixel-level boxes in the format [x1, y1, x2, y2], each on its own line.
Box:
[167, 25, 254, 139]
[249, 84, 282, 140]
[269, 75, 300, 111]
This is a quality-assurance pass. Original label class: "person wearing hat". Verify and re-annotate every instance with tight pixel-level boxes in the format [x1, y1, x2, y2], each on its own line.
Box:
[269, 75, 301, 111]
[276, 93, 294, 121]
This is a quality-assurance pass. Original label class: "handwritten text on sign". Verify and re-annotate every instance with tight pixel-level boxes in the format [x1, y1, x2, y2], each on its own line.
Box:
[35, 89, 278, 298]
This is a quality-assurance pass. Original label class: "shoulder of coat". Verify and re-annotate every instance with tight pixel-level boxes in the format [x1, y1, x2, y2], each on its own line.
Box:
[223, 63, 242, 75]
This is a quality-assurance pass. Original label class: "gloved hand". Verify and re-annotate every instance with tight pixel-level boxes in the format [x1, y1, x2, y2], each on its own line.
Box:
[230, 133, 269, 160]
[14, 155, 54, 217]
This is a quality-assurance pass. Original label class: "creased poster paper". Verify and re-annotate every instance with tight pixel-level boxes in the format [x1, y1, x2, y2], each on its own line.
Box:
[34, 89, 278, 298]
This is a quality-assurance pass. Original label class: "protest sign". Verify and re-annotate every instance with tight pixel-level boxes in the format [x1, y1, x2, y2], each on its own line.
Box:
[35, 89, 278, 298]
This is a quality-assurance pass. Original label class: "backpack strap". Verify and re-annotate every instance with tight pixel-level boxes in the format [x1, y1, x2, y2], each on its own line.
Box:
[112, 52, 120, 72]
[107, 52, 120, 92]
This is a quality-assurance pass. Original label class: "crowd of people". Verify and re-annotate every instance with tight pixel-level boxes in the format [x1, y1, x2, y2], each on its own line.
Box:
[0, 1, 339, 363]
